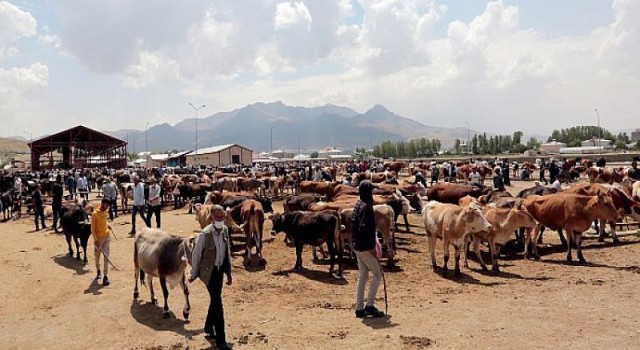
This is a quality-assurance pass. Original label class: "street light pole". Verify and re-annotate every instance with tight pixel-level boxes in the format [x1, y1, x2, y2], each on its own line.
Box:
[270, 126, 275, 154]
[595, 108, 601, 157]
[189, 102, 206, 156]
[464, 121, 470, 154]
[145, 122, 149, 154]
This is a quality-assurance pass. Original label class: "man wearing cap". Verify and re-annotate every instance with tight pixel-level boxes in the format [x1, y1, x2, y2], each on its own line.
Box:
[146, 178, 162, 228]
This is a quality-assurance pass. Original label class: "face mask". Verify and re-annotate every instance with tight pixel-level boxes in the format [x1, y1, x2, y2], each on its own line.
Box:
[213, 221, 225, 230]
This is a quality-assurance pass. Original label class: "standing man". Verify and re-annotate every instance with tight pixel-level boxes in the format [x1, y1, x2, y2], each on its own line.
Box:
[493, 164, 505, 191]
[501, 160, 511, 186]
[14, 175, 23, 197]
[91, 199, 111, 286]
[77, 174, 88, 200]
[189, 205, 232, 350]
[129, 176, 148, 235]
[629, 161, 640, 181]
[65, 174, 75, 200]
[549, 159, 559, 184]
[470, 168, 482, 186]
[539, 161, 548, 185]
[146, 178, 162, 228]
[32, 184, 46, 231]
[430, 163, 439, 186]
[102, 178, 117, 220]
[52, 175, 64, 233]
[352, 180, 385, 319]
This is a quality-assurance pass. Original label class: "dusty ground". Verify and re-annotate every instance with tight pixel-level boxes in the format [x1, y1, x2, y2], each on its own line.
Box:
[1, 178, 640, 350]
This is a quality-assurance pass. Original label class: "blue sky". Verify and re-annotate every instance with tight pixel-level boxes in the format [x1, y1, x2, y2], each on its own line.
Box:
[0, 0, 637, 138]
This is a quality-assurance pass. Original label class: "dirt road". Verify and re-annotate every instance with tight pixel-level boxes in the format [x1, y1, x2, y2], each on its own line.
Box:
[1, 180, 639, 350]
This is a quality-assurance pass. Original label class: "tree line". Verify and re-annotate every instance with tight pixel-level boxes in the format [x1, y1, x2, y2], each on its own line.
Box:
[548, 126, 633, 149]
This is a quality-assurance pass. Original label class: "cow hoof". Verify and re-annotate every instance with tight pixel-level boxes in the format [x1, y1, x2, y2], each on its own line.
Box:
[243, 259, 250, 267]
[432, 265, 438, 272]
[453, 269, 461, 278]
[613, 239, 620, 244]
[68, 252, 73, 257]
[441, 269, 448, 278]
[480, 265, 488, 272]
[533, 254, 540, 261]
[151, 298, 158, 305]
[133, 292, 139, 299]
[491, 268, 500, 276]
[578, 258, 587, 265]
[259, 258, 267, 266]
[597, 237, 605, 243]
[183, 311, 190, 320]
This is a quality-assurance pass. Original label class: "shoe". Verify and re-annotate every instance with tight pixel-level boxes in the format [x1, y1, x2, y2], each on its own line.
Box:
[355, 309, 365, 318]
[96, 270, 101, 280]
[364, 305, 384, 318]
[216, 342, 231, 350]
[103, 276, 110, 286]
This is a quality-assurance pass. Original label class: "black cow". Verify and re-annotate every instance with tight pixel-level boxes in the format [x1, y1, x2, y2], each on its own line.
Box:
[220, 195, 273, 213]
[283, 194, 321, 213]
[270, 211, 343, 277]
[1, 190, 13, 220]
[177, 183, 213, 214]
[59, 204, 91, 263]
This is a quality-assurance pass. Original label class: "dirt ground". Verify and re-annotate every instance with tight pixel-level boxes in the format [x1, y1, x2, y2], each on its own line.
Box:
[1, 178, 640, 350]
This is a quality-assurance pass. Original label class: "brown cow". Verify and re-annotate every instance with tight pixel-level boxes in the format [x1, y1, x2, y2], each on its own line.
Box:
[339, 204, 396, 265]
[238, 199, 265, 265]
[384, 161, 406, 173]
[523, 193, 619, 263]
[427, 182, 491, 205]
[422, 201, 492, 277]
[299, 181, 338, 201]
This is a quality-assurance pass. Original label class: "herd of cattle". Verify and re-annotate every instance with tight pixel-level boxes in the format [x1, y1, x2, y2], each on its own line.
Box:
[2, 158, 640, 319]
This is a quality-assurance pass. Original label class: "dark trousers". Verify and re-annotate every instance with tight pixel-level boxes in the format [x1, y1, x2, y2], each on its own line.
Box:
[539, 170, 547, 184]
[131, 205, 148, 233]
[108, 199, 118, 220]
[205, 270, 226, 344]
[34, 205, 45, 230]
[146, 205, 161, 228]
[52, 201, 61, 231]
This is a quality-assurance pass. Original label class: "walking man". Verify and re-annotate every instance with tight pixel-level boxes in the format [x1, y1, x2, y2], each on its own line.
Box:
[65, 174, 75, 200]
[102, 178, 117, 220]
[129, 176, 148, 235]
[77, 174, 88, 200]
[146, 178, 162, 228]
[189, 205, 233, 350]
[91, 199, 111, 286]
[52, 175, 64, 233]
[539, 162, 548, 185]
[32, 184, 46, 231]
[352, 180, 385, 318]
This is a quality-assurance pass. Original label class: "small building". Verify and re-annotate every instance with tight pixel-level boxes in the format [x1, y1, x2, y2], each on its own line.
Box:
[167, 150, 192, 167]
[540, 141, 566, 154]
[186, 144, 253, 167]
[146, 153, 169, 168]
[270, 149, 294, 159]
[581, 138, 613, 148]
[631, 129, 640, 142]
[559, 146, 607, 154]
[318, 147, 343, 158]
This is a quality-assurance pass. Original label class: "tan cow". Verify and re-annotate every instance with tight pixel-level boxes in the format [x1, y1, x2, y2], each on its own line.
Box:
[466, 202, 537, 274]
[422, 201, 492, 277]
[523, 193, 619, 263]
[339, 204, 396, 265]
[238, 199, 265, 265]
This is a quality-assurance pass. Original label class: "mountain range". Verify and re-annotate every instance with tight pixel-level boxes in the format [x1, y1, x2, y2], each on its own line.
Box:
[105, 101, 485, 153]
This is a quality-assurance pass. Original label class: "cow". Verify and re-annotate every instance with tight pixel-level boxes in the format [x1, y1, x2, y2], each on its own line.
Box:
[1, 190, 13, 221]
[133, 228, 194, 319]
[283, 194, 322, 213]
[59, 204, 91, 264]
[219, 195, 273, 214]
[270, 211, 343, 277]
[523, 193, 619, 263]
[466, 202, 537, 274]
[351, 172, 398, 186]
[119, 182, 134, 213]
[299, 181, 338, 201]
[384, 161, 406, 173]
[238, 199, 265, 265]
[423, 201, 492, 277]
[427, 182, 491, 205]
[339, 204, 395, 265]
[176, 182, 212, 214]
[565, 183, 640, 243]
[236, 178, 265, 193]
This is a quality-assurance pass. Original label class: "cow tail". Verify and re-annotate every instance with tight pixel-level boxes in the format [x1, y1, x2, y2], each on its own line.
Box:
[134, 240, 146, 285]
[335, 213, 344, 277]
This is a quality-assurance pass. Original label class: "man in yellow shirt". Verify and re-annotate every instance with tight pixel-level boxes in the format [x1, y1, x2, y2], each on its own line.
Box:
[91, 199, 111, 286]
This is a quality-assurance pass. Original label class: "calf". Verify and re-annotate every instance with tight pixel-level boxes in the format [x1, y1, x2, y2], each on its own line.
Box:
[238, 200, 265, 264]
[339, 204, 395, 265]
[466, 202, 537, 274]
[423, 201, 492, 277]
[523, 193, 619, 263]
[133, 228, 194, 319]
[270, 211, 343, 277]
[59, 204, 91, 263]
[283, 194, 321, 213]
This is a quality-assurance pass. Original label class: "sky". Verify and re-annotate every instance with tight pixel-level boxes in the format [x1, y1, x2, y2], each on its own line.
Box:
[0, 0, 638, 138]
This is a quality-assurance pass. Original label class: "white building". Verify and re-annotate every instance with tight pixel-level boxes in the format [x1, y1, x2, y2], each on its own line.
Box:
[186, 144, 253, 167]
[540, 141, 566, 154]
[581, 138, 613, 148]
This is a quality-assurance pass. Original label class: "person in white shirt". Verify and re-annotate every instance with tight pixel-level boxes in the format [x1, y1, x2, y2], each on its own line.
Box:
[146, 178, 162, 228]
[77, 175, 89, 200]
[14, 177, 22, 196]
[470, 169, 482, 185]
[129, 176, 148, 235]
[551, 173, 566, 192]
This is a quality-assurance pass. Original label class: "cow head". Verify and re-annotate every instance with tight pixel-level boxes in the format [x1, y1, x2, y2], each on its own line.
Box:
[504, 201, 537, 229]
[464, 204, 492, 233]
[591, 193, 620, 222]
[255, 196, 274, 213]
[269, 213, 284, 236]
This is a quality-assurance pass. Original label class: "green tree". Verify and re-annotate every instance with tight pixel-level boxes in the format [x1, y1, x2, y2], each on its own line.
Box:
[512, 131, 523, 146]
[472, 134, 478, 154]
[310, 151, 319, 158]
[453, 139, 461, 154]
[526, 137, 541, 150]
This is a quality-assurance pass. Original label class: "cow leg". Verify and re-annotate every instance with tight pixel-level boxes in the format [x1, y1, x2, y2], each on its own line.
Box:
[328, 240, 336, 276]
[74, 237, 81, 261]
[565, 229, 574, 263]
[159, 277, 170, 318]
[188, 199, 193, 214]
[295, 244, 303, 270]
[453, 243, 462, 278]
[472, 236, 488, 271]
[574, 232, 586, 264]
[403, 214, 410, 232]
[557, 229, 567, 248]
[65, 234, 73, 257]
[133, 269, 140, 299]
[181, 274, 190, 320]
[428, 232, 438, 271]
[525, 226, 540, 260]
[608, 221, 619, 243]
[385, 231, 395, 266]
[536, 226, 545, 244]
[490, 241, 501, 275]
[442, 238, 450, 277]
[148, 276, 157, 304]
[81, 240, 88, 264]
[244, 229, 251, 265]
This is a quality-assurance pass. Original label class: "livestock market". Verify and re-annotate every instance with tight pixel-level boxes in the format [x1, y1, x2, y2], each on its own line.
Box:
[1, 124, 640, 349]
[3, 2, 640, 349]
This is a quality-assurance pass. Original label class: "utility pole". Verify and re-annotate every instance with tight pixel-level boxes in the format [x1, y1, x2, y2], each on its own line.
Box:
[145, 122, 149, 154]
[464, 121, 470, 154]
[270, 126, 275, 154]
[595, 108, 602, 157]
[189, 102, 206, 155]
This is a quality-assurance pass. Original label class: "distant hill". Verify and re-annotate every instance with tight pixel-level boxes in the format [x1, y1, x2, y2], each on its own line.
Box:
[0, 137, 29, 154]
[106, 102, 484, 153]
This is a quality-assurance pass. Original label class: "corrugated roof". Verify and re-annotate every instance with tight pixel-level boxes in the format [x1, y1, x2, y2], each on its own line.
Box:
[190, 143, 253, 155]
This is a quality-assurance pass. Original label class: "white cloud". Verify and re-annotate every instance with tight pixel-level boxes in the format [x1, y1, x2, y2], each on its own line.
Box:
[274, 2, 313, 30]
[0, 1, 37, 58]
[0, 62, 49, 110]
